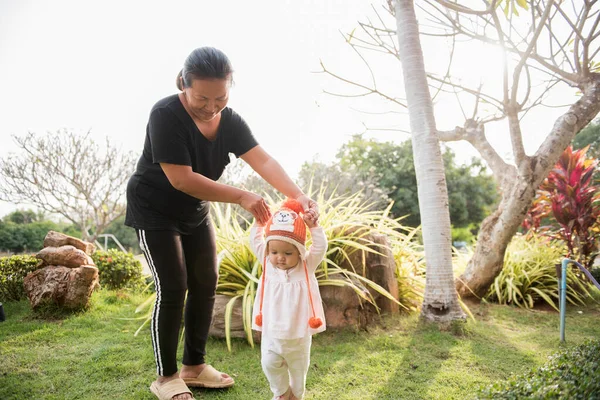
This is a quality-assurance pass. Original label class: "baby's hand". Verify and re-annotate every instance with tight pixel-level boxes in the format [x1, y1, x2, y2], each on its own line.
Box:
[254, 219, 266, 228]
[302, 212, 318, 228]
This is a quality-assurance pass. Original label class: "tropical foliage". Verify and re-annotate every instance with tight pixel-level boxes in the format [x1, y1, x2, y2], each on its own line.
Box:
[484, 234, 593, 310]
[212, 189, 421, 350]
[524, 146, 600, 268]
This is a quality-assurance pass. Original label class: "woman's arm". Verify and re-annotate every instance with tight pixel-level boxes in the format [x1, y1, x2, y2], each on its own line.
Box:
[240, 146, 319, 220]
[160, 163, 271, 224]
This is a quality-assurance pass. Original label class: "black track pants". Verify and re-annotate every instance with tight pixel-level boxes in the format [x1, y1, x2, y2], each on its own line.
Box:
[137, 220, 218, 376]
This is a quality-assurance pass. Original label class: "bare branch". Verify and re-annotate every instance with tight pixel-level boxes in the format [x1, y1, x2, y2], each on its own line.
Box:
[511, 0, 555, 105]
[319, 60, 407, 107]
[507, 110, 528, 167]
[519, 77, 562, 121]
[490, 7, 510, 106]
[349, 107, 403, 115]
[426, 73, 505, 111]
[518, 64, 533, 110]
[551, 2, 586, 42]
[437, 119, 515, 191]
[431, 34, 457, 101]
[343, 30, 377, 89]
[533, 79, 600, 177]
[573, 1, 591, 75]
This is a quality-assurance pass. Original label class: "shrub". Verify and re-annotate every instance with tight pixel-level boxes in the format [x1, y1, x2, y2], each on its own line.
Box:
[0, 255, 40, 301]
[451, 224, 477, 245]
[91, 249, 144, 290]
[477, 340, 600, 399]
[484, 234, 593, 310]
[591, 267, 600, 284]
[0, 220, 60, 253]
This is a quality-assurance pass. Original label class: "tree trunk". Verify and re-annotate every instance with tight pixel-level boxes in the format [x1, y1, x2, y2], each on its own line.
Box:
[456, 180, 535, 298]
[395, 0, 465, 322]
[456, 77, 600, 298]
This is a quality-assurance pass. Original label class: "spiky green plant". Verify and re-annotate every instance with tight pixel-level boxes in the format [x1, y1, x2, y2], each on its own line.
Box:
[213, 188, 422, 350]
[484, 233, 593, 310]
[211, 201, 259, 351]
[133, 187, 425, 351]
[390, 224, 425, 311]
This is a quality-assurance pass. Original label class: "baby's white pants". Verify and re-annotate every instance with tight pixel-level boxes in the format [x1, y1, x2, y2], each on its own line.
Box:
[261, 335, 312, 399]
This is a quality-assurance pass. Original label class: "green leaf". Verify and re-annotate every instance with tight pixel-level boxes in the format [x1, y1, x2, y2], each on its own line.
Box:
[224, 295, 241, 352]
[516, 0, 529, 10]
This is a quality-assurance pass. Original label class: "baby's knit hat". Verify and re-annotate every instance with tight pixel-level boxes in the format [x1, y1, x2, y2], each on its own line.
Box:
[264, 198, 307, 259]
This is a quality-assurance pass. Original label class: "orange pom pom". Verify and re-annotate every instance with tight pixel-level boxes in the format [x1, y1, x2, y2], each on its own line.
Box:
[281, 198, 305, 215]
[255, 314, 263, 327]
[308, 317, 322, 329]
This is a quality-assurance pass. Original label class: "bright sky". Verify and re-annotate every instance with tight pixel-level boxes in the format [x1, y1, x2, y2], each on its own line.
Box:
[0, 0, 578, 218]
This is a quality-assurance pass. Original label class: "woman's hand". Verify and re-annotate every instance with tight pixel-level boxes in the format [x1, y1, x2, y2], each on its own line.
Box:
[296, 194, 319, 225]
[239, 191, 271, 225]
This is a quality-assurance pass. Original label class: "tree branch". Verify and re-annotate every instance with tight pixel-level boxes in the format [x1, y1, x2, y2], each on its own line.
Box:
[319, 60, 407, 107]
[437, 119, 514, 191]
[533, 77, 600, 177]
[511, 0, 555, 105]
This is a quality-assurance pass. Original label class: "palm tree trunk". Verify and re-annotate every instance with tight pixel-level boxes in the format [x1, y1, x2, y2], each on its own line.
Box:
[395, 0, 464, 322]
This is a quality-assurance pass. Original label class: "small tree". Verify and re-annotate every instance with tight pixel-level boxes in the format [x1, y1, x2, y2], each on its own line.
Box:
[0, 129, 137, 241]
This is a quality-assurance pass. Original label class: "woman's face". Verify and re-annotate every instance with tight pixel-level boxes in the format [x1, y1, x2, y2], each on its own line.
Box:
[182, 77, 230, 122]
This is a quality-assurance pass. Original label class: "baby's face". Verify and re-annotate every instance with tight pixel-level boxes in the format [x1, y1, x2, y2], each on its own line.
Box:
[267, 240, 300, 270]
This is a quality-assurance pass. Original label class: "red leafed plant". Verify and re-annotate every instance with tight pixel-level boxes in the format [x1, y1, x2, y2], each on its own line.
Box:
[524, 145, 600, 269]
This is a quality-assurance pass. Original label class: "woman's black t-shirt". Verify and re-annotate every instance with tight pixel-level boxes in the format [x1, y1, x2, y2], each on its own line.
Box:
[125, 94, 258, 234]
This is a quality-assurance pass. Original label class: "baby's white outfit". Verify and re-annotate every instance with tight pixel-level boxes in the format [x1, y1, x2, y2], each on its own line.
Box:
[251, 225, 327, 399]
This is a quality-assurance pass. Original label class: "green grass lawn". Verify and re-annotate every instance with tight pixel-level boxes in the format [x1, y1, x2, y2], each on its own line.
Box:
[1, 289, 599, 400]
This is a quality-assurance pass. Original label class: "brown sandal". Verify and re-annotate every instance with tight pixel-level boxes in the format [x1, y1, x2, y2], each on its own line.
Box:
[149, 378, 194, 400]
[182, 364, 235, 388]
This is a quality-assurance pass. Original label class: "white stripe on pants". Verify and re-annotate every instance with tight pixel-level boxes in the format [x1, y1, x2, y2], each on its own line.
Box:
[261, 335, 312, 399]
[139, 229, 164, 376]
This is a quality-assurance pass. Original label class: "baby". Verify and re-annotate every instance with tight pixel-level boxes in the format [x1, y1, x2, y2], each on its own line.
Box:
[250, 198, 328, 400]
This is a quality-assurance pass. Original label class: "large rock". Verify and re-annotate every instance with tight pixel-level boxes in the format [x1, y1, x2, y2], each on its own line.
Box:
[320, 277, 378, 329]
[43, 231, 96, 255]
[36, 245, 94, 268]
[23, 265, 99, 309]
[209, 294, 261, 343]
[317, 230, 399, 330]
[339, 232, 400, 314]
